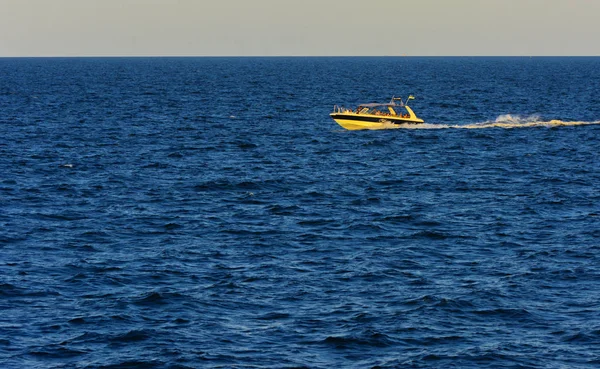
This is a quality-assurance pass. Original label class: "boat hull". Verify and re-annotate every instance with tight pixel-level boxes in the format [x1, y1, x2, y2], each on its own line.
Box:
[330, 113, 424, 130]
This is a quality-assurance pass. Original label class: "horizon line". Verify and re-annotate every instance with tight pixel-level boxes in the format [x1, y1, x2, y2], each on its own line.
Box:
[1, 55, 600, 58]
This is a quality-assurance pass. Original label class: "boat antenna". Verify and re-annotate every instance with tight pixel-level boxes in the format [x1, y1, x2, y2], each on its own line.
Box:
[391, 96, 404, 106]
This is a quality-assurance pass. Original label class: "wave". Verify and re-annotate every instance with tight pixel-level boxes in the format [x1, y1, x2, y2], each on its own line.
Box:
[374, 115, 600, 130]
[457, 114, 600, 129]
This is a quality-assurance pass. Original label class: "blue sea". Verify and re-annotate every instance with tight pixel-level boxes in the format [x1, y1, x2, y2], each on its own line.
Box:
[1, 57, 599, 368]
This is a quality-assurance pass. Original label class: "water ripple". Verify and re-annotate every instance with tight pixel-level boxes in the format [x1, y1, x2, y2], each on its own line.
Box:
[1, 57, 599, 368]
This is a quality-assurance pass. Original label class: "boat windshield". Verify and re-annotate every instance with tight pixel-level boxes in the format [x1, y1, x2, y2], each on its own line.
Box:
[355, 105, 410, 118]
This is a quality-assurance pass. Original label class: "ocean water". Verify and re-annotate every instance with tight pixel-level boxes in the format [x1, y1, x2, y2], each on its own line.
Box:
[1, 57, 599, 368]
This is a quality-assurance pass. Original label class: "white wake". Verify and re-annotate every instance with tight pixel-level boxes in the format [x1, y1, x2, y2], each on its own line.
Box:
[378, 115, 600, 130]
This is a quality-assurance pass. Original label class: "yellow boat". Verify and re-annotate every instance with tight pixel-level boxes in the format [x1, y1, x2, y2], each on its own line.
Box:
[330, 96, 424, 130]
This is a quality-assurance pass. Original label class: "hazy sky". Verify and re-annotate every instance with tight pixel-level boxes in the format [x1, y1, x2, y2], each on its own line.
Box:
[1, 0, 599, 56]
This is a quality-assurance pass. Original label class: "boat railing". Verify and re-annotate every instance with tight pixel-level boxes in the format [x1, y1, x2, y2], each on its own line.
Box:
[333, 105, 352, 114]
